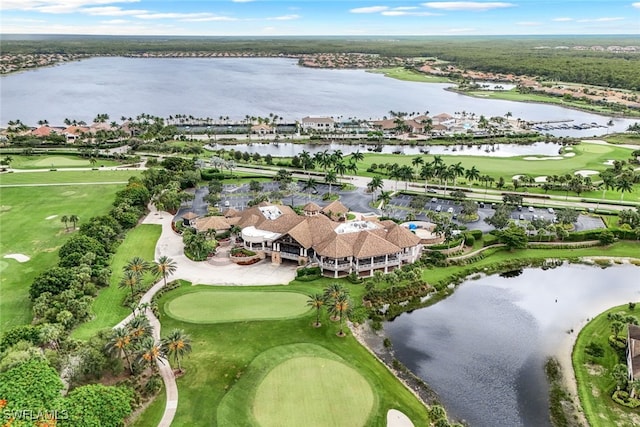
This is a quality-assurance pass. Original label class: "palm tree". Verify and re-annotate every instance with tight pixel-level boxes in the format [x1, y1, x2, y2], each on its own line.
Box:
[325, 171, 338, 195]
[60, 215, 69, 231]
[419, 162, 435, 194]
[377, 191, 392, 212]
[307, 293, 325, 327]
[334, 160, 348, 178]
[136, 336, 164, 373]
[126, 256, 149, 278]
[464, 165, 481, 183]
[367, 175, 384, 202]
[449, 162, 465, 186]
[299, 150, 314, 176]
[332, 294, 353, 337]
[69, 214, 79, 230]
[161, 329, 192, 373]
[119, 270, 140, 311]
[153, 255, 178, 288]
[323, 283, 347, 321]
[106, 327, 133, 372]
[616, 173, 635, 201]
[302, 178, 317, 201]
[411, 156, 424, 173]
[350, 149, 364, 165]
[127, 315, 152, 341]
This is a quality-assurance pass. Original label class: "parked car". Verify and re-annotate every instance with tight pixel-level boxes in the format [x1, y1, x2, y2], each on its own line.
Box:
[547, 207, 555, 214]
[519, 213, 525, 220]
[447, 207, 454, 214]
[427, 189, 438, 194]
[528, 206, 534, 212]
[517, 205, 523, 211]
[431, 197, 437, 203]
[224, 200, 230, 207]
[479, 202, 485, 208]
[436, 205, 442, 212]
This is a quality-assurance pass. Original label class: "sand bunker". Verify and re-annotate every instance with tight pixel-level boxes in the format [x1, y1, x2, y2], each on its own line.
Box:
[4, 253, 30, 263]
[0, 206, 11, 212]
[387, 409, 414, 427]
[45, 215, 58, 220]
[61, 191, 76, 196]
[534, 176, 548, 183]
[563, 152, 576, 157]
[523, 156, 563, 161]
[512, 175, 523, 180]
[575, 170, 599, 177]
[564, 147, 574, 151]
[603, 159, 615, 166]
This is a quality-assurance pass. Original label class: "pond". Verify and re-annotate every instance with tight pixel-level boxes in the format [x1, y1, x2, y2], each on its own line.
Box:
[204, 141, 565, 158]
[384, 264, 640, 427]
[2, 57, 636, 137]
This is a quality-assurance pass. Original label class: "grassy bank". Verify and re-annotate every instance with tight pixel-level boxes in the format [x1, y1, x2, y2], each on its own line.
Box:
[6, 154, 120, 170]
[370, 67, 452, 83]
[573, 305, 640, 427]
[0, 169, 142, 185]
[71, 224, 161, 340]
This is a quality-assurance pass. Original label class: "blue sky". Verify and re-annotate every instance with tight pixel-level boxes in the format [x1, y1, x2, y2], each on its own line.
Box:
[1, 1, 639, 36]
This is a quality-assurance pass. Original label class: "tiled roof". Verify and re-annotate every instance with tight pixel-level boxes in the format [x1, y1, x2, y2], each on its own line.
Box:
[182, 212, 199, 220]
[303, 202, 321, 212]
[352, 231, 401, 258]
[385, 223, 422, 248]
[194, 216, 231, 233]
[322, 200, 348, 215]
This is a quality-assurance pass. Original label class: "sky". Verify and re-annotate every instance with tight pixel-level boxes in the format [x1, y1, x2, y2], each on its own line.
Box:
[1, 1, 639, 36]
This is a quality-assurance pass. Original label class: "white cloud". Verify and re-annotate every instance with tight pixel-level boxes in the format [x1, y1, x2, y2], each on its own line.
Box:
[350, 6, 389, 14]
[422, 2, 514, 11]
[445, 27, 475, 32]
[577, 17, 624, 22]
[181, 16, 238, 22]
[1, 0, 139, 13]
[393, 6, 419, 11]
[633, 2, 640, 9]
[100, 19, 128, 24]
[268, 14, 300, 21]
[517, 21, 541, 26]
[552, 17, 573, 22]
[381, 10, 438, 16]
[81, 6, 147, 16]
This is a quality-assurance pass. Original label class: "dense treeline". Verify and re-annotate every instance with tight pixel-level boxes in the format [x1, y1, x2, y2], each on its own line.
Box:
[3, 35, 639, 90]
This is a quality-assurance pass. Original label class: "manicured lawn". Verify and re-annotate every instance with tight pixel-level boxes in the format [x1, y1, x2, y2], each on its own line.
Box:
[573, 305, 640, 427]
[7, 155, 120, 170]
[165, 291, 311, 323]
[220, 345, 374, 427]
[133, 283, 430, 427]
[71, 224, 161, 340]
[370, 67, 452, 83]
[0, 169, 142, 185]
[0, 184, 123, 330]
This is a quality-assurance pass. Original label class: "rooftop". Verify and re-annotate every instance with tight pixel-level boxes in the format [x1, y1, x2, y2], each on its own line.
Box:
[335, 220, 379, 235]
[259, 205, 283, 220]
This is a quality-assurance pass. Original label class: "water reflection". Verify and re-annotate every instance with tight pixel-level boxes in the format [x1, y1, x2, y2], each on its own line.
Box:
[384, 265, 640, 427]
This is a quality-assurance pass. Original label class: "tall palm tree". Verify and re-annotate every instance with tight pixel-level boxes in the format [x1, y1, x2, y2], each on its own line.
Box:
[60, 215, 69, 231]
[449, 162, 465, 186]
[334, 160, 348, 178]
[323, 283, 348, 321]
[106, 327, 133, 373]
[126, 256, 149, 278]
[377, 191, 392, 212]
[331, 294, 353, 337]
[127, 315, 152, 342]
[411, 156, 424, 173]
[616, 173, 635, 201]
[136, 336, 164, 373]
[69, 214, 79, 230]
[119, 270, 140, 310]
[307, 293, 326, 327]
[153, 255, 178, 288]
[325, 171, 338, 195]
[299, 150, 314, 176]
[161, 329, 192, 372]
[367, 175, 384, 202]
[420, 162, 435, 194]
[464, 165, 480, 183]
[350, 150, 364, 165]
[302, 178, 317, 201]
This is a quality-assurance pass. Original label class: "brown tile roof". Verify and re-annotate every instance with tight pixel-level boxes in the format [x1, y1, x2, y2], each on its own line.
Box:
[182, 212, 199, 220]
[352, 231, 401, 258]
[31, 126, 57, 137]
[322, 200, 348, 216]
[372, 119, 396, 130]
[385, 224, 421, 248]
[286, 221, 314, 248]
[63, 125, 89, 135]
[303, 202, 321, 212]
[194, 216, 231, 233]
[224, 208, 239, 218]
[302, 116, 334, 124]
[433, 113, 453, 121]
[315, 233, 354, 258]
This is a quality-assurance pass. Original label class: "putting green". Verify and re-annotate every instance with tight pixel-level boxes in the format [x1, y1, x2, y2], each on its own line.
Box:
[253, 356, 374, 427]
[165, 290, 310, 323]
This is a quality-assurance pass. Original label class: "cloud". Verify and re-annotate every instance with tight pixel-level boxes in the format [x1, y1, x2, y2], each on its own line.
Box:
[268, 14, 300, 21]
[422, 2, 514, 11]
[181, 16, 238, 22]
[350, 6, 389, 14]
[552, 17, 573, 22]
[100, 19, 128, 24]
[81, 6, 147, 16]
[633, 2, 640, 9]
[576, 17, 624, 22]
[1, 0, 140, 14]
[445, 27, 475, 32]
[381, 10, 439, 16]
[517, 21, 541, 26]
[133, 12, 235, 21]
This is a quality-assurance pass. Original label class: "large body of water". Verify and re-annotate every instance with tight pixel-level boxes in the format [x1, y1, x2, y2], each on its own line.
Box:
[1, 57, 637, 137]
[385, 264, 640, 427]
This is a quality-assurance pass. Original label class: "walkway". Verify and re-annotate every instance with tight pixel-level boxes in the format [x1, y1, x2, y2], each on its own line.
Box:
[114, 205, 297, 427]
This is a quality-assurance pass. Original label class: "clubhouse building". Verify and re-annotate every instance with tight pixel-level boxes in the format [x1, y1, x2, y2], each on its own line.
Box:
[193, 200, 422, 278]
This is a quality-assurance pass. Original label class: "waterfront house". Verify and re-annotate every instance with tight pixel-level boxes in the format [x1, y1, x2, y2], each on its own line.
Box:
[627, 324, 640, 380]
[301, 116, 335, 132]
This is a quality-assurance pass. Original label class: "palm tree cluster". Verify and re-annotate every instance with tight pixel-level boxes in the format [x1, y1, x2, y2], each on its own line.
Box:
[307, 284, 353, 337]
[60, 214, 80, 231]
[119, 256, 177, 313]
[106, 316, 192, 375]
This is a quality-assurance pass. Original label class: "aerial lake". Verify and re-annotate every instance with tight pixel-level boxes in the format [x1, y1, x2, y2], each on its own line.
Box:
[1, 57, 636, 136]
[384, 264, 640, 427]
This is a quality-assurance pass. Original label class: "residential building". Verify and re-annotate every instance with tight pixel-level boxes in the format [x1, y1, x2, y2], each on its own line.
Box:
[301, 116, 335, 132]
[627, 324, 640, 380]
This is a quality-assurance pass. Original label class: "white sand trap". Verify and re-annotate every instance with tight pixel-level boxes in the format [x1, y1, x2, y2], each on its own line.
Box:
[4, 253, 30, 263]
[563, 152, 576, 157]
[603, 159, 615, 166]
[564, 147, 574, 151]
[575, 170, 598, 177]
[534, 176, 548, 183]
[523, 156, 563, 160]
[387, 409, 414, 427]
[0, 206, 11, 212]
[512, 174, 523, 180]
[61, 191, 75, 196]
[45, 215, 58, 220]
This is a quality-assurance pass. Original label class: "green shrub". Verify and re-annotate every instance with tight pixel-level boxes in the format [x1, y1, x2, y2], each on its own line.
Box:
[383, 338, 392, 348]
[612, 390, 640, 408]
[482, 234, 500, 246]
[585, 342, 605, 358]
[463, 233, 475, 246]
